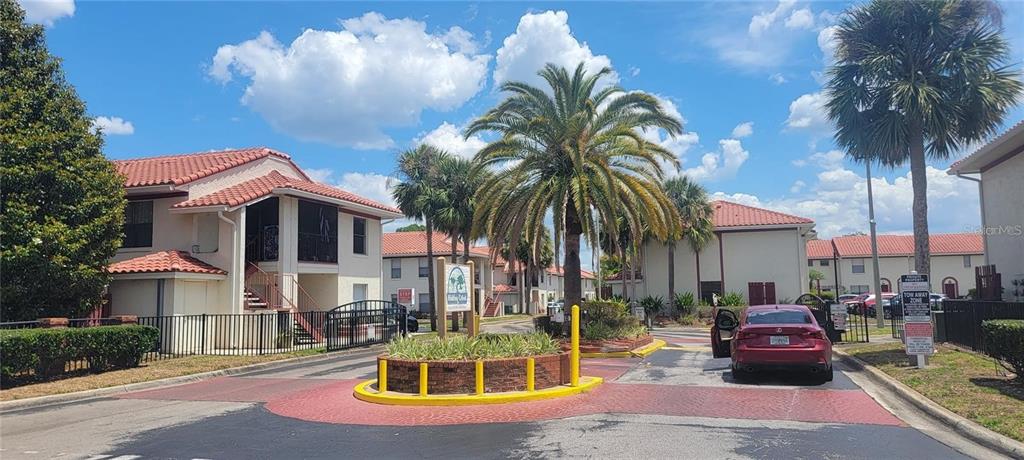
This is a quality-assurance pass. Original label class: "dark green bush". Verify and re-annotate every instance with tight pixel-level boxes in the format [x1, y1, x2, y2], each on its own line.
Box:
[720, 292, 746, 306]
[581, 299, 645, 339]
[674, 292, 696, 317]
[981, 320, 1024, 382]
[0, 325, 158, 381]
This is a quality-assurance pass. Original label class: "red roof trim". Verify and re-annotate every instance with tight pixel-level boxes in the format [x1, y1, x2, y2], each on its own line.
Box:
[109, 250, 227, 275]
[825, 233, 983, 258]
[711, 200, 814, 228]
[113, 147, 309, 188]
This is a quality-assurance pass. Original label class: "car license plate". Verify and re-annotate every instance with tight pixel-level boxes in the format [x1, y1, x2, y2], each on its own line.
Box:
[770, 335, 789, 346]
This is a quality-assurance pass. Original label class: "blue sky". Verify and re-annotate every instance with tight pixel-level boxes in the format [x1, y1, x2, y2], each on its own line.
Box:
[22, 0, 1024, 244]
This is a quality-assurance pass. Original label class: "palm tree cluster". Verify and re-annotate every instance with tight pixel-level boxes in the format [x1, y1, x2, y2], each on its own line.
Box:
[391, 145, 486, 331]
[467, 63, 696, 309]
[825, 0, 1022, 275]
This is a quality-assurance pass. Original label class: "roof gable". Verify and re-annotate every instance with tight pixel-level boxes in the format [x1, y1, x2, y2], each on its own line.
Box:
[113, 147, 306, 187]
[711, 200, 814, 228]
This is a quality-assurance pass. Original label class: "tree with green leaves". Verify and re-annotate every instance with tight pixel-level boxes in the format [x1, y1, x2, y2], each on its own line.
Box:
[1, 1, 126, 321]
[395, 223, 426, 232]
[391, 144, 450, 331]
[468, 63, 683, 310]
[825, 0, 1022, 275]
[435, 156, 489, 264]
[663, 176, 714, 301]
[809, 269, 825, 292]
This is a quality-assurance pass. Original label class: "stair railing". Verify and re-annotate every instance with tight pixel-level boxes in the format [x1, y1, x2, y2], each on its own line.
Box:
[244, 262, 286, 310]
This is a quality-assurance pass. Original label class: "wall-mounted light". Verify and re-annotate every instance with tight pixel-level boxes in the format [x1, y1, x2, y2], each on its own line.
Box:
[192, 244, 200, 254]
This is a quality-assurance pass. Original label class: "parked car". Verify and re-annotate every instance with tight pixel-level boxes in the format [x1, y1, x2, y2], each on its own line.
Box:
[863, 293, 898, 317]
[836, 294, 858, 303]
[844, 294, 870, 314]
[713, 305, 833, 383]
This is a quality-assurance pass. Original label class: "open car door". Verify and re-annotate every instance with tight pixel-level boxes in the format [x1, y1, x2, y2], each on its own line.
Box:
[711, 308, 739, 358]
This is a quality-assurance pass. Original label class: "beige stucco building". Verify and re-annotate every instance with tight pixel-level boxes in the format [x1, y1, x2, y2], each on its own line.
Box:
[608, 201, 815, 305]
[806, 234, 984, 297]
[948, 120, 1024, 301]
[106, 148, 402, 319]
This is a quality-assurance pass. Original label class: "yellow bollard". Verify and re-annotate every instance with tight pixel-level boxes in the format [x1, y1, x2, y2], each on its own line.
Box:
[526, 357, 536, 391]
[475, 360, 484, 395]
[419, 362, 428, 396]
[571, 304, 580, 387]
[379, 359, 388, 393]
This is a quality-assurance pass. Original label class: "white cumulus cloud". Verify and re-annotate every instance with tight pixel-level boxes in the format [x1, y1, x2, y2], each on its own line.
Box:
[494, 10, 615, 87]
[209, 13, 491, 149]
[786, 92, 830, 132]
[91, 116, 134, 135]
[336, 172, 395, 207]
[784, 8, 815, 30]
[683, 139, 750, 182]
[749, 0, 797, 38]
[18, 0, 74, 26]
[731, 122, 754, 138]
[416, 122, 488, 159]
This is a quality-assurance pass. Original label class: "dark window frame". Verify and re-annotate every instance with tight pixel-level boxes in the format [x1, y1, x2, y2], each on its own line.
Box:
[123, 200, 154, 248]
[353, 217, 367, 255]
[390, 258, 402, 278]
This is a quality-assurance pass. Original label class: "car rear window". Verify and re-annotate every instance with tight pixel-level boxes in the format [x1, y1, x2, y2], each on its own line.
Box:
[746, 310, 812, 325]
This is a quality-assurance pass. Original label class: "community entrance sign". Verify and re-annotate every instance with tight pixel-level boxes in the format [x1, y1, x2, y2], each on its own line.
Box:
[434, 258, 477, 338]
[899, 273, 933, 368]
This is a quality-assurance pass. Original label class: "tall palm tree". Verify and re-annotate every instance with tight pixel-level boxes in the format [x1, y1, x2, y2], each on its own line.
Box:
[663, 176, 714, 302]
[392, 144, 450, 331]
[435, 156, 489, 264]
[825, 0, 1021, 275]
[467, 63, 683, 309]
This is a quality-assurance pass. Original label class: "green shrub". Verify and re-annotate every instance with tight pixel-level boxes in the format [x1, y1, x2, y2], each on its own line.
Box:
[580, 299, 646, 340]
[0, 325, 158, 381]
[639, 296, 665, 316]
[674, 292, 696, 317]
[385, 333, 559, 360]
[981, 320, 1024, 381]
[582, 322, 615, 341]
[696, 305, 714, 319]
[720, 292, 746, 306]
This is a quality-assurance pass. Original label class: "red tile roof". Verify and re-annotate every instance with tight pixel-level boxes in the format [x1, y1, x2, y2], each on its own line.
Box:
[109, 250, 227, 275]
[382, 231, 490, 257]
[493, 283, 515, 293]
[829, 233, 983, 258]
[113, 147, 304, 187]
[711, 200, 813, 228]
[544, 265, 596, 280]
[806, 239, 835, 259]
[172, 170, 400, 214]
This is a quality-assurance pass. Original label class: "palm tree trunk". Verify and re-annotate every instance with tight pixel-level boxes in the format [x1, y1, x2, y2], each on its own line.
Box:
[450, 235, 458, 263]
[695, 250, 702, 302]
[909, 121, 931, 276]
[462, 234, 470, 263]
[426, 217, 437, 332]
[564, 210, 583, 311]
[668, 241, 675, 312]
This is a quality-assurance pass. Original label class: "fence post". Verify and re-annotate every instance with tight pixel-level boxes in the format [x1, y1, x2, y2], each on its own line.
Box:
[259, 313, 266, 355]
[201, 314, 207, 355]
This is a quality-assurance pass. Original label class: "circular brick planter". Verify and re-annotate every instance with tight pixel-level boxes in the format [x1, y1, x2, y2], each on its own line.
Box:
[570, 334, 654, 354]
[380, 353, 570, 395]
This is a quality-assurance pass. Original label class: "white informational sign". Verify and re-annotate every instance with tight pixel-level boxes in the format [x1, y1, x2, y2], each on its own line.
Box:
[444, 264, 472, 312]
[900, 273, 934, 358]
[904, 323, 934, 355]
[397, 288, 415, 308]
[830, 303, 848, 331]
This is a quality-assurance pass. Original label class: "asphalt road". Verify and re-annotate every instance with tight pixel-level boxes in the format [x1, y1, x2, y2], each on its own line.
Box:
[0, 327, 1002, 460]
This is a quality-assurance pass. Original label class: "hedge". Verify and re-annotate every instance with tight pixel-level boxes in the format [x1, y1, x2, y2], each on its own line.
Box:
[981, 319, 1024, 382]
[0, 325, 159, 381]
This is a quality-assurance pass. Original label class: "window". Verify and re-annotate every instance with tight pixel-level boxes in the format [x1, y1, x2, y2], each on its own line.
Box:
[851, 284, 870, 294]
[390, 259, 402, 278]
[852, 259, 865, 274]
[353, 283, 368, 301]
[807, 259, 814, 267]
[963, 255, 972, 268]
[391, 293, 398, 303]
[418, 258, 429, 277]
[746, 310, 811, 325]
[353, 217, 367, 255]
[123, 201, 153, 248]
[819, 259, 830, 266]
[418, 293, 430, 311]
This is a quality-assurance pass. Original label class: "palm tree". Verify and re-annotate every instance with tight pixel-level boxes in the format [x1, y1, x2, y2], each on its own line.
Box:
[435, 156, 489, 264]
[825, 0, 1021, 275]
[392, 144, 450, 331]
[663, 176, 714, 302]
[467, 63, 683, 310]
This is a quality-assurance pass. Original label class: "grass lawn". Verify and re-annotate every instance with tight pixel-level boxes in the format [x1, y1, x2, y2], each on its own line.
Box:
[0, 348, 324, 402]
[481, 314, 531, 323]
[844, 342, 1023, 442]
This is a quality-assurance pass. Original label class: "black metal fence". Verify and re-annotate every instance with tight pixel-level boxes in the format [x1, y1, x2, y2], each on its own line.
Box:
[940, 299, 1024, 350]
[325, 300, 408, 352]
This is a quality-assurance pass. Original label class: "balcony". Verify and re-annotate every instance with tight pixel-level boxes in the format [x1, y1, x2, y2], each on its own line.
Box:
[298, 231, 338, 263]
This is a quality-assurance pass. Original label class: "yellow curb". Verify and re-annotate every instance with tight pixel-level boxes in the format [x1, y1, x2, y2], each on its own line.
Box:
[580, 339, 667, 359]
[353, 376, 604, 406]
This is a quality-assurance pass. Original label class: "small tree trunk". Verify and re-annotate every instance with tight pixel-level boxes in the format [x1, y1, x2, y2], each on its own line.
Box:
[909, 121, 931, 276]
[695, 250, 702, 302]
[426, 218, 437, 332]
[564, 210, 583, 312]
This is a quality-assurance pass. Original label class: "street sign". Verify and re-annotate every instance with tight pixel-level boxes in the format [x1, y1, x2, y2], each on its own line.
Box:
[397, 288, 414, 307]
[830, 303, 848, 331]
[899, 273, 933, 362]
[444, 264, 472, 312]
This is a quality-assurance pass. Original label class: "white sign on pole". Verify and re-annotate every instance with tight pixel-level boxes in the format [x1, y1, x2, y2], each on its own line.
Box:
[444, 264, 472, 312]
[830, 303, 848, 331]
[899, 273, 934, 360]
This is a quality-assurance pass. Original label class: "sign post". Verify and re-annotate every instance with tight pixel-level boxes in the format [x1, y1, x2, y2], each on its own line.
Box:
[435, 258, 447, 339]
[899, 272, 932, 369]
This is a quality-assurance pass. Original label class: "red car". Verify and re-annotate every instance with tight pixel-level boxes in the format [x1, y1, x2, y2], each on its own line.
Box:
[712, 304, 833, 383]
